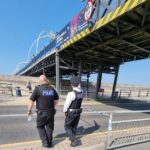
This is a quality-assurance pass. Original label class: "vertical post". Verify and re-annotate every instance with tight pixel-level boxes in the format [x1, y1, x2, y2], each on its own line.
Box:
[138, 90, 141, 97]
[87, 72, 90, 97]
[96, 0, 100, 21]
[55, 49, 60, 93]
[111, 65, 120, 98]
[78, 61, 82, 82]
[105, 112, 113, 150]
[119, 90, 121, 98]
[129, 90, 131, 97]
[59, 70, 62, 96]
[108, 113, 113, 131]
[11, 84, 13, 96]
[72, 61, 75, 69]
[42, 68, 45, 75]
[95, 64, 103, 99]
[146, 91, 149, 97]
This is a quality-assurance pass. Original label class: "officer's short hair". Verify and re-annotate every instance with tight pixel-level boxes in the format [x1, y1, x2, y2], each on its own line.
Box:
[70, 76, 80, 87]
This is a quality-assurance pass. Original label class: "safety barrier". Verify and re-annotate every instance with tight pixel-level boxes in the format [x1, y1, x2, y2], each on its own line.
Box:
[0, 83, 13, 96]
[84, 109, 150, 149]
[0, 107, 150, 149]
[118, 89, 150, 98]
[103, 110, 150, 150]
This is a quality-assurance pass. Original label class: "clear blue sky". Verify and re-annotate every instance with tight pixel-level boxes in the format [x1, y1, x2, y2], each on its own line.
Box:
[0, 0, 149, 85]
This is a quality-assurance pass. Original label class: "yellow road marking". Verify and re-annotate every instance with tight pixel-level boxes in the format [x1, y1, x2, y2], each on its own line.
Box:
[1, 126, 150, 148]
[0, 132, 105, 148]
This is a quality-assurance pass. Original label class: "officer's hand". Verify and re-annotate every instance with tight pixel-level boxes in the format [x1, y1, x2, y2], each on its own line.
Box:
[27, 110, 33, 116]
[54, 109, 57, 115]
[65, 112, 68, 117]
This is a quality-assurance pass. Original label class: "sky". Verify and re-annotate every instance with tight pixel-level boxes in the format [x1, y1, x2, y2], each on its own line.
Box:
[0, 0, 149, 86]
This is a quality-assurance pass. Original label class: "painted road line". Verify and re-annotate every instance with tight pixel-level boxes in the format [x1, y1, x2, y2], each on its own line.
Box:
[0, 132, 106, 148]
[0, 126, 150, 148]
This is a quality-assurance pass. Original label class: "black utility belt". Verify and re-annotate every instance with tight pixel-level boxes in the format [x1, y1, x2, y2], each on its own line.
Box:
[68, 108, 82, 113]
[36, 108, 54, 113]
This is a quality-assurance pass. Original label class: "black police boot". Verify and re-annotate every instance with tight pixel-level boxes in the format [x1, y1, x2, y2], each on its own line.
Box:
[48, 141, 53, 148]
[70, 140, 78, 147]
[42, 141, 51, 148]
[75, 138, 82, 146]
[42, 144, 49, 148]
[42, 144, 52, 148]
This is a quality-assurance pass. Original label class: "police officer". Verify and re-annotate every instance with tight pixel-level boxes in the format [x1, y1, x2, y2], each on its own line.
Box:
[27, 75, 59, 148]
[63, 76, 83, 147]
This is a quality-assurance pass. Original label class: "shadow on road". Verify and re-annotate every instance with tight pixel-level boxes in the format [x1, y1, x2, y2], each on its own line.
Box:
[53, 120, 100, 146]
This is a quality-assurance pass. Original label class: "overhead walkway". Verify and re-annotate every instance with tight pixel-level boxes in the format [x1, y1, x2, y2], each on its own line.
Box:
[16, 0, 150, 98]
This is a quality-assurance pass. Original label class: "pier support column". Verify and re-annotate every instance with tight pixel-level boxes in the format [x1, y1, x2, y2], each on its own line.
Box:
[78, 61, 82, 82]
[55, 50, 60, 93]
[95, 64, 103, 100]
[111, 65, 120, 98]
[86, 72, 90, 97]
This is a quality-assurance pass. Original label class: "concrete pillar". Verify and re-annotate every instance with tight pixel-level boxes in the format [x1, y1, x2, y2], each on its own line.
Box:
[95, 64, 103, 99]
[111, 65, 120, 98]
[59, 70, 62, 96]
[87, 72, 90, 97]
[78, 61, 82, 82]
[55, 50, 60, 93]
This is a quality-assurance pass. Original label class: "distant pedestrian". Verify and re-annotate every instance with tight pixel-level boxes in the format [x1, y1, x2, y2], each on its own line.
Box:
[63, 76, 83, 147]
[27, 75, 59, 148]
[26, 81, 32, 93]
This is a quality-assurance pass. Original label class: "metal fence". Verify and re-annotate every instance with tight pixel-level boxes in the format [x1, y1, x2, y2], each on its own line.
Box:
[103, 110, 150, 150]
[0, 83, 13, 96]
[83, 109, 150, 149]
[118, 90, 150, 98]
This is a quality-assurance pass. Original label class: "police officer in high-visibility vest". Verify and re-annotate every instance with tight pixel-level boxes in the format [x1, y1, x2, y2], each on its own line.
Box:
[27, 75, 59, 148]
[63, 76, 83, 147]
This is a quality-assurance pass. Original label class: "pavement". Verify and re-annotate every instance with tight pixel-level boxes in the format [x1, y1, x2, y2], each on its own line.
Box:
[0, 95, 102, 106]
[1, 95, 150, 150]
[1, 127, 150, 150]
[0, 132, 106, 150]
[0, 95, 106, 150]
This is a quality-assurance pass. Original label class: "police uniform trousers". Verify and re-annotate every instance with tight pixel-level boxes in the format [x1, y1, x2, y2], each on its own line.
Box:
[65, 111, 81, 141]
[36, 110, 54, 146]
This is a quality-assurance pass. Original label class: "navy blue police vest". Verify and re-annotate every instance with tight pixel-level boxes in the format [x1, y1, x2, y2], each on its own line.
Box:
[36, 85, 55, 110]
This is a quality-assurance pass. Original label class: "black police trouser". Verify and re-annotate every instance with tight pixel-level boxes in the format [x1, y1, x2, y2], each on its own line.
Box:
[36, 110, 54, 146]
[65, 111, 81, 142]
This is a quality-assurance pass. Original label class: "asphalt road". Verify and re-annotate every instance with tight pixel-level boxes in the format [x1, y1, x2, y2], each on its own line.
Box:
[0, 103, 150, 145]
